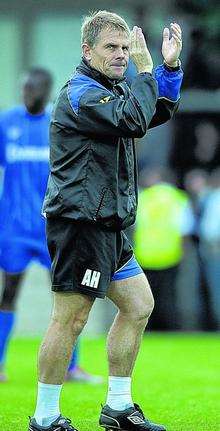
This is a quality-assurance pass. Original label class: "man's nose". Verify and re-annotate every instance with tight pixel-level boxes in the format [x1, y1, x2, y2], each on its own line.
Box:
[115, 47, 125, 58]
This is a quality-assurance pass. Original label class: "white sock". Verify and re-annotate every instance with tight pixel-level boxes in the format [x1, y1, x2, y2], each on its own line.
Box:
[106, 376, 134, 411]
[34, 382, 62, 426]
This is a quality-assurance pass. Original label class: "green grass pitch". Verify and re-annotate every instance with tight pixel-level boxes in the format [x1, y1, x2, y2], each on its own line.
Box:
[0, 333, 219, 431]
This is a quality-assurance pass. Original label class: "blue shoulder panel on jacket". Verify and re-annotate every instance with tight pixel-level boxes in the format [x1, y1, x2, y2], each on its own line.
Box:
[67, 73, 109, 114]
[154, 64, 183, 101]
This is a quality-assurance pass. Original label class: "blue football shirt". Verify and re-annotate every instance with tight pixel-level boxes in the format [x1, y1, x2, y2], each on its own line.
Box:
[0, 106, 50, 240]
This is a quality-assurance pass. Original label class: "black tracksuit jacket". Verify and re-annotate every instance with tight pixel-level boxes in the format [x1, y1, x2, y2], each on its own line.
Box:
[42, 59, 181, 231]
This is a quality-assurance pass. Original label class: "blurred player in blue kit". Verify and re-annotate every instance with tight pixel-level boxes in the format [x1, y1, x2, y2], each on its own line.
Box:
[0, 68, 103, 384]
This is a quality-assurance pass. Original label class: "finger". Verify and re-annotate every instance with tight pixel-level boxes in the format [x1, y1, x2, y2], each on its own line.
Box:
[133, 26, 139, 47]
[137, 29, 148, 51]
[171, 23, 182, 38]
[130, 26, 137, 51]
[172, 33, 182, 45]
[130, 26, 137, 40]
[163, 27, 170, 41]
[136, 27, 142, 49]
[170, 26, 182, 41]
[171, 28, 182, 40]
[170, 22, 181, 32]
[172, 22, 182, 32]
[170, 24, 182, 33]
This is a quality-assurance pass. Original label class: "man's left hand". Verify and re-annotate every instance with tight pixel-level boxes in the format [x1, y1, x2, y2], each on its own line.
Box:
[162, 23, 182, 67]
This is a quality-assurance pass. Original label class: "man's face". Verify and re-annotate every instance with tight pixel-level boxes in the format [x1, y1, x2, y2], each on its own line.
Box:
[83, 27, 130, 79]
[22, 74, 51, 114]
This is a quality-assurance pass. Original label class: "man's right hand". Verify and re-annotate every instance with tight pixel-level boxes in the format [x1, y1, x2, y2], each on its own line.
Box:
[130, 26, 153, 74]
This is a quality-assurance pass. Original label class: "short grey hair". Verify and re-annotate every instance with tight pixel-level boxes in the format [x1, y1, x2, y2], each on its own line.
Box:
[81, 10, 130, 47]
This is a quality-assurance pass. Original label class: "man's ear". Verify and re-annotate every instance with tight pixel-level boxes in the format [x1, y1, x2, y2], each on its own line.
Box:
[82, 43, 92, 61]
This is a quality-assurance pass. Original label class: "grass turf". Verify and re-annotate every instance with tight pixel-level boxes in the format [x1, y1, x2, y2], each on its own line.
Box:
[0, 333, 219, 431]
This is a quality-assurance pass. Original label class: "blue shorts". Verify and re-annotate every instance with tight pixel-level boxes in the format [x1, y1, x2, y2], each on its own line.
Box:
[0, 237, 51, 273]
[111, 255, 143, 281]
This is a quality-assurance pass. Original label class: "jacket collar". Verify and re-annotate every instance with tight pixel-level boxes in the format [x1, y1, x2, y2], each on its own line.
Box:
[76, 57, 125, 90]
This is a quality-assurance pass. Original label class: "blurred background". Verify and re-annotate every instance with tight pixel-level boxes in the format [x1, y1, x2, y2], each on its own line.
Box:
[0, 0, 220, 336]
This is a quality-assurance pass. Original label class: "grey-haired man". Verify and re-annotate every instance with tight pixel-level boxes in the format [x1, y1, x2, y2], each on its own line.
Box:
[29, 10, 183, 431]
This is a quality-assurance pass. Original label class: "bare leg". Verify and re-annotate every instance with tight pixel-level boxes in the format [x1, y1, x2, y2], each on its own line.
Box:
[100, 274, 166, 429]
[39, 292, 94, 384]
[107, 273, 154, 376]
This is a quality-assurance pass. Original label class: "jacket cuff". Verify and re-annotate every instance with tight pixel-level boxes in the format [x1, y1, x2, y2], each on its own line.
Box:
[163, 59, 181, 72]
[154, 64, 183, 101]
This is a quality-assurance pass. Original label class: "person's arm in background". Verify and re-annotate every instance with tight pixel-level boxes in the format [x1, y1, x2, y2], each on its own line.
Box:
[200, 193, 220, 243]
[181, 199, 196, 256]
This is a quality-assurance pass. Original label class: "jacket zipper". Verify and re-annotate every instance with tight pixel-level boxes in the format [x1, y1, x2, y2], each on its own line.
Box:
[93, 188, 108, 220]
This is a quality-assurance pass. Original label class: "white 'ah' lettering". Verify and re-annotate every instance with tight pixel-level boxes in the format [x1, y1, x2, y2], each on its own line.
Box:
[81, 269, 101, 288]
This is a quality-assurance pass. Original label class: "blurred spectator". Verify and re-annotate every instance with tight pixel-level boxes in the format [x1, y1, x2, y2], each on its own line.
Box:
[183, 28, 211, 89]
[170, 118, 220, 185]
[183, 18, 219, 90]
[133, 167, 194, 330]
[194, 122, 220, 168]
[199, 168, 220, 329]
[184, 169, 209, 232]
[184, 168, 220, 329]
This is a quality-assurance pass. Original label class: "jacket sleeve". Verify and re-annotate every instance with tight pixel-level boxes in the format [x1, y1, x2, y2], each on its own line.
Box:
[148, 64, 183, 129]
[68, 73, 158, 139]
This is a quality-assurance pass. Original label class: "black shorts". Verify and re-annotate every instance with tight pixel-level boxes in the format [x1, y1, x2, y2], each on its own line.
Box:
[46, 217, 133, 298]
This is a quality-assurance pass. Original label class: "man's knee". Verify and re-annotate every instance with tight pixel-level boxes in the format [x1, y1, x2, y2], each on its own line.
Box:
[113, 275, 154, 322]
[124, 274, 154, 323]
[52, 292, 94, 335]
[132, 289, 154, 322]
[142, 288, 154, 320]
[70, 303, 92, 336]
[52, 313, 89, 337]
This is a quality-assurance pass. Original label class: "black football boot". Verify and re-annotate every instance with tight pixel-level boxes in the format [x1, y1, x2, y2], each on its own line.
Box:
[28, 415, 78, 431]
[99, 403, 166, 431]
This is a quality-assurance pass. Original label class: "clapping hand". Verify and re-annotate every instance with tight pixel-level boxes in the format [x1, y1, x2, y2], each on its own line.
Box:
[130, 26, 153, 74]
[162, 23, 182, 67]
